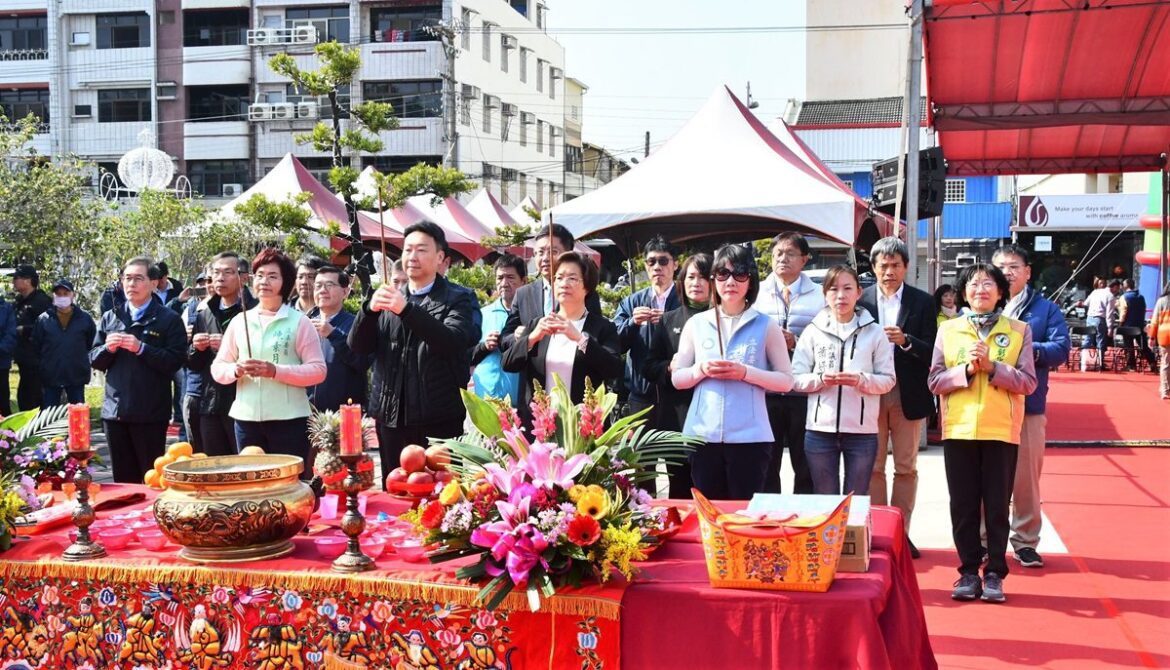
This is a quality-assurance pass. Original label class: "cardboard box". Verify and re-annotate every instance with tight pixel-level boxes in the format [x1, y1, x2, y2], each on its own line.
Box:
[745, 494, 871, 573]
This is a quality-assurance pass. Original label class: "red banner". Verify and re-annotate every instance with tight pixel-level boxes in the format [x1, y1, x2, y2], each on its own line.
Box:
[0, 564, 618, 669]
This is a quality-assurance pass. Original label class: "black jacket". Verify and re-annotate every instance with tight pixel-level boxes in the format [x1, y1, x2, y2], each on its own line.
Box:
[500, 280, 603, 351]
[614, 285, 681, 400]
[348, 275, 480, 428]
[32, 307, 97, 388]
[187, 293, 257, 415]
[502, 312, 623, 425]
[90, 300, 187, 422]
[307, 307, 371, 412]
[644, 304, 704, 433]
[13, 289, 52, 367]
[858, 284, 938, 421]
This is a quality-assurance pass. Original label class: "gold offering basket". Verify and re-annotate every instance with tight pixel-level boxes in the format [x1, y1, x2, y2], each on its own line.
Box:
[154, 454, 315, 563]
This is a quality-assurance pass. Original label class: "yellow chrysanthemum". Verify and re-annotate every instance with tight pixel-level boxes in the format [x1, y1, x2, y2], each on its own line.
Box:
[438, 481, 463, 506]
[598, 523, 648, 582]
[567, 484, 588, 503]
[576, 489, 611, 520]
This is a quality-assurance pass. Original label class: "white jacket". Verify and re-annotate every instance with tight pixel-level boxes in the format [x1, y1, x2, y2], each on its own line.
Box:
[791, 308, 896, 434]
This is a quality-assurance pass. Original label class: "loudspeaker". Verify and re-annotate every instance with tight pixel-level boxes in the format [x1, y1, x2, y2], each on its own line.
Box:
[871, 146, 946, 221]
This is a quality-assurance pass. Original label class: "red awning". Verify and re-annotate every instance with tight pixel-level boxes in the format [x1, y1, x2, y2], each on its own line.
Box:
[925, 0, 1170, 175]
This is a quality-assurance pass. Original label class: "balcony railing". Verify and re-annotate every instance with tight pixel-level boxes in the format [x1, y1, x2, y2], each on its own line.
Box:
[0, 49, 49, 62]
[371, 27, 439, 43]
[1, 121, 50, 134]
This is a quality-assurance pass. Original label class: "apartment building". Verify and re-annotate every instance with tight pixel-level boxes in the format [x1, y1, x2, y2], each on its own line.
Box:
[1, 0, 567, 206]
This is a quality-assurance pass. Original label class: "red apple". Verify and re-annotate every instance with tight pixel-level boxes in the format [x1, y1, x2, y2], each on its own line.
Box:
[434, 470, 454, 485]
[407, 471, 434, 486]
[386, 468, 409, 490]
[425, 445, 451, 471]
[399, 445, 427, 473]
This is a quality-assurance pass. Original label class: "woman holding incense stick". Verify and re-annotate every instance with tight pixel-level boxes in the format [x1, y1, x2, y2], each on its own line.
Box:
[672, 244, 794, 500]
[503, 251, 623, 431]
[211, 248, 326, 464]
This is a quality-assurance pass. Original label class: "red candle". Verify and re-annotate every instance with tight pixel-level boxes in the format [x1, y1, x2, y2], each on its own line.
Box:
[339, 403, 362, 456]
[68, 404, 91, 452]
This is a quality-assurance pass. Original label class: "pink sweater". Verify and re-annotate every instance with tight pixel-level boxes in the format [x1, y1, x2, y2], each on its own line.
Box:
[210, 307, 327, 388]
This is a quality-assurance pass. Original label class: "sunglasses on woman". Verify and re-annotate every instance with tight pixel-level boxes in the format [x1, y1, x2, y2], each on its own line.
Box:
[712, 267, 752, 283]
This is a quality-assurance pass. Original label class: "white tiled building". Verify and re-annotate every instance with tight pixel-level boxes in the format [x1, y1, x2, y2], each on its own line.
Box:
[3, 0, 567, 206]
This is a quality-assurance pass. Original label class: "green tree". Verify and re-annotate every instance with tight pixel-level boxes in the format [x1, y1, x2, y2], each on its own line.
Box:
[0, 114, 106, 298]
[268, 41, 398, 293]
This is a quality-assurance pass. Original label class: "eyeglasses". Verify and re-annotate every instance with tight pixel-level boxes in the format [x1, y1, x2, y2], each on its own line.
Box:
[314, 282, 341, 291]
[122, 275, 149, 284]
[967, 281, 999, 291]
[554, 275, 583, 286]
[644, 256, 673, 267]
[210, 269, 237, 278]
[713, 268, 752, 283]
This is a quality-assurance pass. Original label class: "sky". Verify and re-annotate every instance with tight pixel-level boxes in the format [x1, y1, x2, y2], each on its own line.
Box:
[549, 1, 807, 161]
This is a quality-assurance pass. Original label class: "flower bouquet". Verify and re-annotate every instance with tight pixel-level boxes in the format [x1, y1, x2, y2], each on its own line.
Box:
[0, 406, 82, 489]
[308, 408, 378, 491]
[414, 377, 700, 611]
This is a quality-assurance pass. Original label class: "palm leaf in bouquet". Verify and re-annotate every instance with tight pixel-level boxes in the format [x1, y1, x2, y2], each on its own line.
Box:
[415, 376, 702, 612]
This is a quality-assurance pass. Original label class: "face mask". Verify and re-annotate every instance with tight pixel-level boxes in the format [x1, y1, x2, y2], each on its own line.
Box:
[53, 296, 73, 309]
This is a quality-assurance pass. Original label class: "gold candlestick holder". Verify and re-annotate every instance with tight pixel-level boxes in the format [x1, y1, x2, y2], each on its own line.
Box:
[62, 449, 106, 562]
[332, 453, 373, 573]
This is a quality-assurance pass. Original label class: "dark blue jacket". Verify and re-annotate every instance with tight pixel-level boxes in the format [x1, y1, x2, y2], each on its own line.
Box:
[307, 308, 371, 412]
[0, 299, 17, 369]
[1120, 290, 1147, 329]
[613, 286, 680, 400]
[89, 300, 187, 422]
[1016, 291, 1071, 415]
[32, 307, 97, 387]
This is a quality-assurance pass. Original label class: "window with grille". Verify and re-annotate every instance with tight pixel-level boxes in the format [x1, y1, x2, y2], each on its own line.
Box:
[371, 6, 439, 43]
[944, 179, 966, 203]
[362, 80, 441, 119]
[0, 16, 48, 54]
[481, 23, 491, 61]
[188, 85, 249, 122]
[460, 9, 471, 49]
[98, 88, 151, 122]
[96, 13, 150, 49]
[536, 120, 544, 152]
[482, 99, 492, 134]
[188, 160, 249, 196]
[519, 49, 528, 83]
[286, 6, 349, 44]
[1, 89, 49, 127]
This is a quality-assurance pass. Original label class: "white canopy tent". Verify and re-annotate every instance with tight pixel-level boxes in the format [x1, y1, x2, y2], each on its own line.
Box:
[547, 86, 892, 247]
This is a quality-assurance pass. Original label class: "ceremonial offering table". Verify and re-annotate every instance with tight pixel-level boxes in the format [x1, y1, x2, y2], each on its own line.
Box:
[0, 488, 934, 670]
[622, 504, 938, 670]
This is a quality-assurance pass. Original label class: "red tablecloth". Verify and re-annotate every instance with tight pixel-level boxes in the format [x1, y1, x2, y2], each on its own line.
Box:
[622, 503, 938, 670]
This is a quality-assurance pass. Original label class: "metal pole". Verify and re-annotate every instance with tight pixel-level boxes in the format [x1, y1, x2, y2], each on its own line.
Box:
[1161, 159, 1169, 290]
[644, 131, 650, 158]
[906, 0, 924, 282]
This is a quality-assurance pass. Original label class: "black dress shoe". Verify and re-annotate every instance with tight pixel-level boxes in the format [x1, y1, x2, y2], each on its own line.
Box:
[908, 539, 921, 559]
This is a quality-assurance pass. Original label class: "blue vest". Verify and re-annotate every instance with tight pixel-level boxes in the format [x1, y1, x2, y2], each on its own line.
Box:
[683, 308, 774, 444]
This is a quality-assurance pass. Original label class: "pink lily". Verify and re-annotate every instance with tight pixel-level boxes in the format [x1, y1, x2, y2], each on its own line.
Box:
[517, 442, 591, 490]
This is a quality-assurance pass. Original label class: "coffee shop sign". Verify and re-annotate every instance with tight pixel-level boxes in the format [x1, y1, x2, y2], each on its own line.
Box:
[1016, 194, 1146, 230]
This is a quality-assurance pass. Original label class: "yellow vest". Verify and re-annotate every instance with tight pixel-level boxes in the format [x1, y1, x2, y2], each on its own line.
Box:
[938, 315, 1028, 445]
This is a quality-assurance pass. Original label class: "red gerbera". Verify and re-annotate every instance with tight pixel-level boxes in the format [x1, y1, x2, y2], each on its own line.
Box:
[567, 514, 601, 547]
[420, 501, 445, 529]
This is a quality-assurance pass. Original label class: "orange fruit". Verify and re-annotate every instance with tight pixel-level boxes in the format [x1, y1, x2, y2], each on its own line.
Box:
[153, 455, 171, 471]
[173, 455, 191, 463]
[168, 442, 193, 457]
[144, 470, 160, 488]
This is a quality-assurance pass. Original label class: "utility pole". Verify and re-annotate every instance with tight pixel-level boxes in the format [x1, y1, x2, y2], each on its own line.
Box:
[905, 0, 924, 282]
[644, 131, 650, 158]
[426, 21, 461, 168]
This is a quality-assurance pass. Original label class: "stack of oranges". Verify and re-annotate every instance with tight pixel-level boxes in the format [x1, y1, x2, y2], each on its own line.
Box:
[142, 442, 206, 490]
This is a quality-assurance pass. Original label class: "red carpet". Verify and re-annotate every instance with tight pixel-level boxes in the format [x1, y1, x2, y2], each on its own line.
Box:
[1042, 371, 1170, 444]
[917, 448, 1170, 669]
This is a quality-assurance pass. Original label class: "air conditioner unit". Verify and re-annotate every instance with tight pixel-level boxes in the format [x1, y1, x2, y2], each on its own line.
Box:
[520, 111, 535, 125]
[484, 95, 500, 109]
[550, 67, 563, 80]
[501, 103, 518, 117]
[271, 103, 296, 120]
[222, 183, 244, 198]
[460, 84, 481, 99]
[246, 28, 273, 45]
[296, 102, 319, 119]
[292, 25, 317, 44]
[248, 103, 274, 121]
[501, 34, 517, 49]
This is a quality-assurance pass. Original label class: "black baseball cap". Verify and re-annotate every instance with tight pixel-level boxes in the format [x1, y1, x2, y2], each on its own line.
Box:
[51, 279, 75, 292]
[13, 265, 38, 281]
